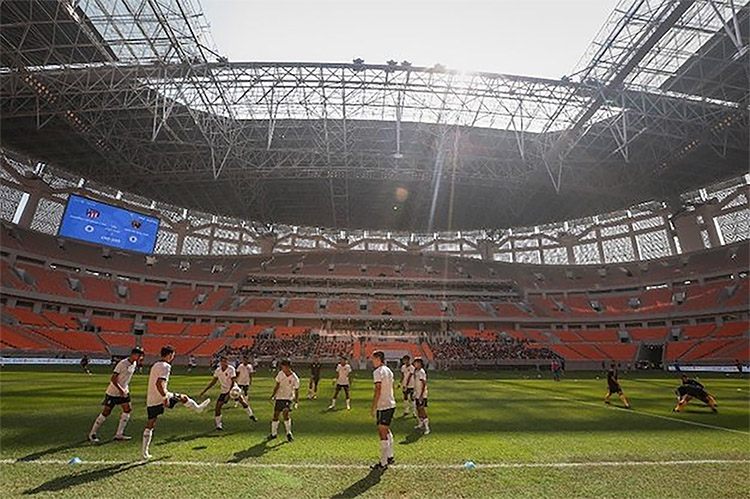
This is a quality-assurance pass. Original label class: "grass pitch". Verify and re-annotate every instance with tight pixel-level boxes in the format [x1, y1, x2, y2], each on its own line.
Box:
[0, 366, 748, 498]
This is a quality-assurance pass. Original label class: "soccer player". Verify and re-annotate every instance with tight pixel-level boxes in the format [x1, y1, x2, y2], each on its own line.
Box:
[199, 355, 257, 430]
[674, 375, 718, 412]
[187, 354, 197, 373]
[307, 357, 322, 399]
[328, 357, 352, 410]
[399, 355, 416, 417]
[236, 357, 254, 397]
[370, 351, 396, 470]
[604, 364, 631, 408]
[413, 357, 430, 434]
[268, 359, 300, 442]
[88, 347, 144, 443]
[141, 345, 211, 459]
[80, 355, 92, 375]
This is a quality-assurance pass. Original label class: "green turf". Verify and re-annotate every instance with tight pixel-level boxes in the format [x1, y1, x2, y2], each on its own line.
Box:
[1, 367, 748, 498]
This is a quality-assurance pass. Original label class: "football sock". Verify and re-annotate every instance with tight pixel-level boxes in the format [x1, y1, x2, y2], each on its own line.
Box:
[244, 406, 254, 418]
[330, 399, 336, 408]
[284, 418, 292, 435]
[183, 397, 200, 411]
[619, 394, 630, 407]
[116, 412, 130, 436]
[423, 418, 430, 432]
[142, 428, 153, 456]
[215, 415, 222, 427]
[271, 420, 279, 436]
[387, 430, 394, 458]
[90, 413, 106, 436]
[380, 439, 389, 466]
[346, 398, 351, 409]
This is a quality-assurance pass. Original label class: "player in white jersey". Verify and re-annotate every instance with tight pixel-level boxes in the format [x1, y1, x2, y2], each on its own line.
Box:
[199, 355, 257, 430]
[370, 351, 396, 470]
[88, 347, 144, 443]
[234, 357, 254, 407]
[413, 357, 430, 434]
[328, 357, 353, 410]
[237, 357, 254, 394]
[141, 345, 211, 460]
[268, 359, 300, 442]
[399, 355, 417, 417]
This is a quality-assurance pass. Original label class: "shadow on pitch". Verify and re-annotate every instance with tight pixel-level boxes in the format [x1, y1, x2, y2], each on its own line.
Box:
[156, 429, 236, 446]
[17, 440, 92, 462]
[228, 439, 288, 463]
[22, 459, 154, 495]
[399, 428, 424, 445]
[330, 468, 385, 498]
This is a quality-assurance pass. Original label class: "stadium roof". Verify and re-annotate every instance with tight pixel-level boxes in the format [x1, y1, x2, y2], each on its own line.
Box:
[1, 0, 748, 231]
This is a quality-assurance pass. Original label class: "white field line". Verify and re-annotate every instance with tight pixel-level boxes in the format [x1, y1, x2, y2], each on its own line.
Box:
[0, 458, 748, 470]
[499, 382, 750, 436]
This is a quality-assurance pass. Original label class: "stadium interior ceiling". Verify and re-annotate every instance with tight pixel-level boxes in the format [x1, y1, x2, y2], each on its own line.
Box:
[0, 0, 749, 232]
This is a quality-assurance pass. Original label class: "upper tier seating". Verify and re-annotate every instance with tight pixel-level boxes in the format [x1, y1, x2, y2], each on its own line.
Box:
[453, 302, 492, 318]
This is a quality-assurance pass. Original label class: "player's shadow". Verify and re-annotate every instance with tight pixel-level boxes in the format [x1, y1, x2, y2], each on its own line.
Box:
[22, 459, 152, 494]
[330, 468, 385, 498]
[156, 429, 234, 446]
[17, 440, 90, 462]
[228, 439, 287, 463]
[399, 429, 424, 445]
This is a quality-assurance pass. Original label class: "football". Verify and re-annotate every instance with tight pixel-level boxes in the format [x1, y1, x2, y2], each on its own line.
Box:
[229, 385, 242, 400]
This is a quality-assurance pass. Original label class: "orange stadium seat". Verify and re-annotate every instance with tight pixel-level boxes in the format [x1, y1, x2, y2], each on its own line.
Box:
[100, 333, 137, 349]
[92, 317, 133, 333]
[34, 329, 106, 353]
[78, 275, 121, 303]
[664, 341, 698, 361]
[16, 264, 78, 298]
[0, 323, 51, 350]
[596, 344, 637, 361]
[712, 321, 749, 338]
[238, 297, 276, 313]
[327, 300, 359, 315]
[183, 323, 215, 337]
[146, 322, 186, 336]
[285, 299, 317, 314]
[681, 324, 716, 339]
[191, 338, 230, 357]
[4, 307, 50, 327]
[628, 327, 667, 341]
[41, 311, 80, 329]
[578, 330, 619, 342]
[453, 302, 491, 317]
[141, 336, 203, 356]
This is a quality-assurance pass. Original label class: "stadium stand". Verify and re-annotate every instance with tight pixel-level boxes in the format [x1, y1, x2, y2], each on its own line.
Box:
[0, 222, 747, 366]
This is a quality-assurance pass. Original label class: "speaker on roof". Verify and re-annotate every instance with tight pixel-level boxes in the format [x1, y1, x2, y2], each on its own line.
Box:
[133, 322, 146, 336]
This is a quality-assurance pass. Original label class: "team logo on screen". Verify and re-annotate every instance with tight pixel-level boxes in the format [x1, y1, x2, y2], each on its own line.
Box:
[86, 208, 100, 219]
[131, 220, 142, 229]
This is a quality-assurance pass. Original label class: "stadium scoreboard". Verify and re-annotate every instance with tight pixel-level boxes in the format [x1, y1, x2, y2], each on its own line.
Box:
[58, 194, 160, 254]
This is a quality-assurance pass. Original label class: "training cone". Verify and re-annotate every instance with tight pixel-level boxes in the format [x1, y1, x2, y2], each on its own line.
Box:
[67, 457, 82, 465]
[464, 460, 476, 470]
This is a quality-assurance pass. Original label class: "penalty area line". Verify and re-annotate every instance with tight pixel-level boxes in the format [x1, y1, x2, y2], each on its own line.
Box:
[0, 458, 749, 470]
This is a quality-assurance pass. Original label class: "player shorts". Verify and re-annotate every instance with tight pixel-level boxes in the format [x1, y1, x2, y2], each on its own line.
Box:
[415, 398, 428, 408]
[403, 388, 414, 398]
[102, 394, 131, 408]
[335, 384, 350, 391]
[274, 399, 293, 412]
[376, 407, 395, 426]
[607, 385, 622, 395]
[146, 394, 181, 419]
[238, 384, 249, 394]
[218, 392, 231, 403]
